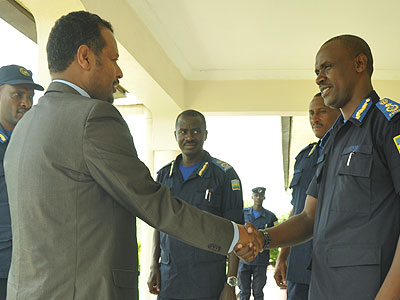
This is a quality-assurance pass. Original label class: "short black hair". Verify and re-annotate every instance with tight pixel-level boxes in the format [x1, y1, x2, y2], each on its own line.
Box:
[175, 109, 207, 129]
[47, 11, 113, 73]
[323, 34, 374, 76]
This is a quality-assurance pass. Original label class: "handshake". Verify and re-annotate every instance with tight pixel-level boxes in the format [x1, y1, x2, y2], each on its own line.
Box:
[234, 222, 267, 262]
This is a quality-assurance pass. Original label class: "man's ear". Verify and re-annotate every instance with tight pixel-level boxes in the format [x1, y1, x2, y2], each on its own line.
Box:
[174, 131, 178, 141]
[204, 129, 208, 141]
[76, 45, 92, 70]
[354, 53, 368, 73]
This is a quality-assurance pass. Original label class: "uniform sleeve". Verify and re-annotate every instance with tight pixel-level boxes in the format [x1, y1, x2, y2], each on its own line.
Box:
[269, 213, 278, 227]
[306, 174, 318, 198]
[221, 168, 244, 224]
[381, 116, 400, 195]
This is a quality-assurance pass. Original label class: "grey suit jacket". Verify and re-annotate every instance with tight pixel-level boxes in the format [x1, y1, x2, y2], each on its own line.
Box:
[4, 82, 234, 300]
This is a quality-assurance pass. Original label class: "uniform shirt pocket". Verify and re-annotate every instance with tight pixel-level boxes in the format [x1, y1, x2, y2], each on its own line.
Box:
[338, 145, 373, 177]
[289, 169, 302, 188]
[333, 145, 373, 213]
[196, 187, 222, 215]
[326, 245, 380, 299]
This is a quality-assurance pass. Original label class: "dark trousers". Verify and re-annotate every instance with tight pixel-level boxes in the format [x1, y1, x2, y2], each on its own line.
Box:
[287, 281, 309, 300]
[238, 263, 267, 300]
[0, 278, 7, 300]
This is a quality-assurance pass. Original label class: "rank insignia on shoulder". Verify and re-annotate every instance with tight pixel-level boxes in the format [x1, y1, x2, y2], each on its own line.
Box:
[393, 135, 400, 154]
[376, 98, 400, 120]
[231, 179, 240, 191]
[212, 159, 232, 172]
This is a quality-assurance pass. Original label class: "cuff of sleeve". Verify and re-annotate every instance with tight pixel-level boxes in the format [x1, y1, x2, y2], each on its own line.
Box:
[228, 221, 239, 253]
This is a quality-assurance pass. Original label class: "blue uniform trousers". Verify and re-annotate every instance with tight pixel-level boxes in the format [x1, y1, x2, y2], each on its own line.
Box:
[238, 264, 267, 300]
[287, 281, 309, 300]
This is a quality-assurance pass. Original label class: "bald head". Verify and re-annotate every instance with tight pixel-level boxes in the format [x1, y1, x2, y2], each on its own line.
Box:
[322, 34, 373, 77]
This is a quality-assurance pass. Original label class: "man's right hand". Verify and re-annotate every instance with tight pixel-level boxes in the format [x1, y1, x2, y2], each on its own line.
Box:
[273, 258, 288, 288]
[147, 265, 161, 295]
[234, 222, 265, 262]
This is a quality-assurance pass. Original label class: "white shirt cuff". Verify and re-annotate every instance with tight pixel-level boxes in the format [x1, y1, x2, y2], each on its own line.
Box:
[228, 221, 239, 253]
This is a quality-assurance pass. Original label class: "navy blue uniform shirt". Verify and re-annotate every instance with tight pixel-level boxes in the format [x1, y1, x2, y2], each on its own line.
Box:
[157, 151, 244, 299]
[242, 207, 277, 265]
[307, 91, 400, 300]
[286, 142, 319, 284]
[0, 126, 12, 278]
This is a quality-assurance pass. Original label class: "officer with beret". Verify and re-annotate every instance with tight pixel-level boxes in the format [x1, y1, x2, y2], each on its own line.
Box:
[147, 109, 244, 300]
[0, 64, 43, 298]
[238, 187, 277, 300]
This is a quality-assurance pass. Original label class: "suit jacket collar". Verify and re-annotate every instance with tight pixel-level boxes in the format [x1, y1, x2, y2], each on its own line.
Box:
[45, 81, 83, 96]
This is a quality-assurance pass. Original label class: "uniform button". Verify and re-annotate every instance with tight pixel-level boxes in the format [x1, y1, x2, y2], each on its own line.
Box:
[208, 243, 221, 252]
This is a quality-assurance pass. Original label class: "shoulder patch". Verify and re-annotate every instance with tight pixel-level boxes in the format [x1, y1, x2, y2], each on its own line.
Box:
[376, 98, 400, 120]
[231, 179, 241, 191]
[212, 158, 232, 172]
[393, 135, 400, 154]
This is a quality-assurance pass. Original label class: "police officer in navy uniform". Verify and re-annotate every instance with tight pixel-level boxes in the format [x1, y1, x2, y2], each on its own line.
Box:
[147, 109, 244, 300]
[0, 65, 43, 299]
[238, 187, 277, 300]
[235, 35, 400, 300]
[274, 93, 339, 300]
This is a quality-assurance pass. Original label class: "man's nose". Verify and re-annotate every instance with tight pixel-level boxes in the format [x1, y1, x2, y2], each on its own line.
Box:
[315, 72, 326, 86]
[20, 95, 32, 109]
[116, 63, 123, 79]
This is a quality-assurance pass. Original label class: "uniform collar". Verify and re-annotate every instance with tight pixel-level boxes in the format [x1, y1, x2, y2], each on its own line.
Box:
[0, 124, 10, 144]
[348, 90, 379, 126]
[250, 206, 266, 217]
[169, 150, 212, 178]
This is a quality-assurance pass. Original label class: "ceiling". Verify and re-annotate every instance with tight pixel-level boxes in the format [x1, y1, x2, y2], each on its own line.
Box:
[126, 0, 400, 81]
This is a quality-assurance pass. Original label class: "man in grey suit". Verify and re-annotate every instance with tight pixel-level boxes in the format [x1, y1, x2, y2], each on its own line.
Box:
[4, 11, 263, 300]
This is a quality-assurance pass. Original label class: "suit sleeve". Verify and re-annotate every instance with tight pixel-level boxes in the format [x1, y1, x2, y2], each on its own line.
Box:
[82, 102, 234, 254]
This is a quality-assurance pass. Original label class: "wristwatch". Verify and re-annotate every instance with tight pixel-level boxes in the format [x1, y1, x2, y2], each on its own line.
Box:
[226, 276, 238, 287]
[260, 229, 270, 251]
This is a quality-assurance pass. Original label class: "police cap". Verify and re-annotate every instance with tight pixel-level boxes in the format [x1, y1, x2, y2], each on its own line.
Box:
[252, 187, 266, 195]
[0, 64, 44, 91]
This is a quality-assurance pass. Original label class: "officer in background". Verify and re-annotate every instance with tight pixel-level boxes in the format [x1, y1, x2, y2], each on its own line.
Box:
[0, 64, 43, 299]
[147, 109, 244, 300]
[238, 187, 277, 300]
[274, 93, 339, 299]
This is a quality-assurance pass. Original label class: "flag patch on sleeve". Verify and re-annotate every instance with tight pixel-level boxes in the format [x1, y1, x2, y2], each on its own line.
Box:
[394, 135, 400, 154]
[231, 179, 241, 191]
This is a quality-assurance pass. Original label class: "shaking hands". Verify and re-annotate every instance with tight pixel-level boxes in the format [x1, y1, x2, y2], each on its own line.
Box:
[234, 222, 266, 262]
